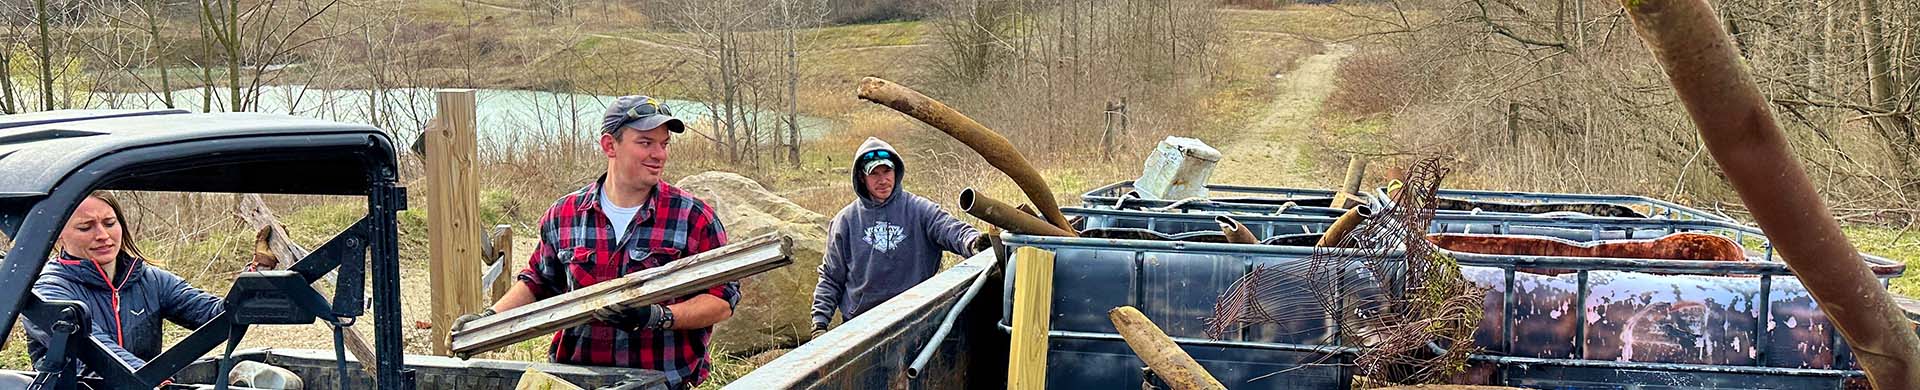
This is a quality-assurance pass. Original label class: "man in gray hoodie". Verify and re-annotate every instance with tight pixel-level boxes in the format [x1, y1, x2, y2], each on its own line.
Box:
[810, 137, 989, 338]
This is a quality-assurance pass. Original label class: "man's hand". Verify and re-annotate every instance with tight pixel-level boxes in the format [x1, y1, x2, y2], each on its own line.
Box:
[449, 308, 494, 360]
[810, 323, 829, 340]
[593, 303, 668, 332]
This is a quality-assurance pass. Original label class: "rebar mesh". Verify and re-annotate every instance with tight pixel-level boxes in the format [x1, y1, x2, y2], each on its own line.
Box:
[1205, 157, 1488, 386]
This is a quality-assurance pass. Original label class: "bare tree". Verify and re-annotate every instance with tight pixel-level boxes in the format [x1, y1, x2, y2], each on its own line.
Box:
[1324, 0, 1920, 207]
[925, 0, 1221, 157]
[1858, 0, 1918, 178]
[648, 0, 826, 167]
[0, 0, 26, 114]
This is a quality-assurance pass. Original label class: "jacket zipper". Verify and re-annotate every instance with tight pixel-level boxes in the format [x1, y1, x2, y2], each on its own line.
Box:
[88, 260, 128, 345]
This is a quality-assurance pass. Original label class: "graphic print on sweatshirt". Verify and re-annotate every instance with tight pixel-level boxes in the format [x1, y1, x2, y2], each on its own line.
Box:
[864, 221, 906, 253]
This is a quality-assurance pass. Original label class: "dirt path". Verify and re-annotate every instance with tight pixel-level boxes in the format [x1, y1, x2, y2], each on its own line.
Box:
[1207, 42, 1355, 188]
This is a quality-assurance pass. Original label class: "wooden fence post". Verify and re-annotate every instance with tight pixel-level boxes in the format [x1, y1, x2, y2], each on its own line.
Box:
[486, 224, 514, 304]
[428, 89, 483, 356]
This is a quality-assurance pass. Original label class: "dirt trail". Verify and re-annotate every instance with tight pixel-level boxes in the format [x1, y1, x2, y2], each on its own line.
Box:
[1207, 43, 1355, 188]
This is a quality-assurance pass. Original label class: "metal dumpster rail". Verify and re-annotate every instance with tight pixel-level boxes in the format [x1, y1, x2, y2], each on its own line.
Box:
[1065, 206, 1907, 275]
[1082, 180, 1738, 222]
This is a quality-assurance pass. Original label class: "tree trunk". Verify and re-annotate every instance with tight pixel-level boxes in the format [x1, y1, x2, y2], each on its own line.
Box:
[722, 29, 741, 163]
[785, 1, 801, 167]
[149, 0, 172, 108]
[199, 0, 216, 111]
[1822, 0, 1838, 91]
[226, 0, 241, 111]
[34, 0, 54, 111]
[1, 35, 17, 114]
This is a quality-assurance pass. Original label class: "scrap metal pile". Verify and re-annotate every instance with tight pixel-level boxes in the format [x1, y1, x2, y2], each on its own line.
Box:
[851, 63, 1915, 388]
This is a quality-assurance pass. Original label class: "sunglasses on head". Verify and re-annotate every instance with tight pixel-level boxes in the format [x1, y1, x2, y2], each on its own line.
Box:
[624, 99, 672, 120]
[860, 150, 892, 160]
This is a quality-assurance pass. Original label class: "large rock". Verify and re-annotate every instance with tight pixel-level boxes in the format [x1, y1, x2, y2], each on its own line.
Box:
[676, 172, 830, 354]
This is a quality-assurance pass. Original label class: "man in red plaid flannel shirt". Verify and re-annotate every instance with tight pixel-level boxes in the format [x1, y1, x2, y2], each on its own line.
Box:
[454, 95, 738, 389]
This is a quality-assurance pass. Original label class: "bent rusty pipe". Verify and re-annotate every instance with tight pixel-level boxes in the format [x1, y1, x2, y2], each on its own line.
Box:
[1316, 206, 1369, 248]
[858, 77, 1074, 234]
[1621, 0, 1920, 387]
[961, 188, 1073, 237]
[1216, 216, 1259, 244]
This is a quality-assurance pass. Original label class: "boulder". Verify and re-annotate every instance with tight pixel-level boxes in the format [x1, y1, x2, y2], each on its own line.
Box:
[676, 172, 830, 354]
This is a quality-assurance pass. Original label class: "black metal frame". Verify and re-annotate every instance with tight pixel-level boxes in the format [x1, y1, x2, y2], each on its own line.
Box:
[0, 133, 410, 389]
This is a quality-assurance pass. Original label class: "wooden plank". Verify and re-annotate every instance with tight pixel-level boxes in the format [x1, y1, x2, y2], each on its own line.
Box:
[1007, 246, 1055, 390]
[450, 234, 794, 354]
[428, 89, 484, 356]
[1109, 306, 1225, 390]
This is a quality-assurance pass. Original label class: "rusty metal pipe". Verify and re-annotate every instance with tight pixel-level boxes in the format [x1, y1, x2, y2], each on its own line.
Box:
[858, 77, 1075, 234]
[1216, 216, 1259, 244]
[1316, 206, 1369, 248]
[961, 188, 1074, 237]
[1110, 306, 1228, 390]
[1620, 0, 1920, 387]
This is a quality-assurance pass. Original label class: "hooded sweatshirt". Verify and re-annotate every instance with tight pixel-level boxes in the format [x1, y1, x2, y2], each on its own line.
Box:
[25, 253, 224, 374]
[811, 138, 982, 327]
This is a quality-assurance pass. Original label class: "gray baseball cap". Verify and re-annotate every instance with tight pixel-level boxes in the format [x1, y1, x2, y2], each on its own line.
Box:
[602, 95, 685, 134]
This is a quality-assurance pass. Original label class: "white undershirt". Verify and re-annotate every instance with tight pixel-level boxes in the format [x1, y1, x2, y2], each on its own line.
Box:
[599, 190, 643, 243]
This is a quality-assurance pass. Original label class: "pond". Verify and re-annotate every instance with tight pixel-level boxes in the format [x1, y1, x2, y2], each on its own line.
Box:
[85, 86, 843, 149]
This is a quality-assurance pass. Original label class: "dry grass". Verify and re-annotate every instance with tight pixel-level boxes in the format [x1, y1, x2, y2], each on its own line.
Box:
[1847, 226, 1920, 297]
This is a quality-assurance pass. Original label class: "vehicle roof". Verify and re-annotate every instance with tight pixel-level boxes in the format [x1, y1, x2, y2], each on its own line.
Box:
[0, 109, 390, 198]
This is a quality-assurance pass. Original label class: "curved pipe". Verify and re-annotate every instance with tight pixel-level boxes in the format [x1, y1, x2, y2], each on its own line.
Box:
[1623, 0, 1920, 386]
[858, 77, 1074, 234]
[960, 188, 1073, 237]
[1216, 216, 1259, 244]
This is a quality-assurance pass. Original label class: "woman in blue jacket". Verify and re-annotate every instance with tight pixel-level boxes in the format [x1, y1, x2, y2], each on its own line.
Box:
[26, 194, 225, 374]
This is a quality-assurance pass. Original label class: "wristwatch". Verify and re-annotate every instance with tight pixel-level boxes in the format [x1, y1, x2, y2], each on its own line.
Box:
[655, 305, 676, 330]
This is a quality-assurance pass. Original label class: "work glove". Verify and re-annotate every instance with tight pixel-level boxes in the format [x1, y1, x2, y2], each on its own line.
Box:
[810, 323, 829, 340]
[969, 233, 993, 254]
[450, 308, 494, 360]
[594, 303, 669, 332]
[450, 308, 494, 333]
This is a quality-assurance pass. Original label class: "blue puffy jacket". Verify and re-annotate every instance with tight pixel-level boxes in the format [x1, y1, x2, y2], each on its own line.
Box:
[25, 253, 224, 374]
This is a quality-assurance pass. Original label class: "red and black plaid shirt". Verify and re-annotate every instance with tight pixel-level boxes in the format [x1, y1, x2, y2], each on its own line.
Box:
[517, 176, 737, 388]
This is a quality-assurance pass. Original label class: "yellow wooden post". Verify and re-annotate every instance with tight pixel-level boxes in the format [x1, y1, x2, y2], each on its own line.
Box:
[1008, 246, 1056, 389]
[428, 89, 483, 356]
